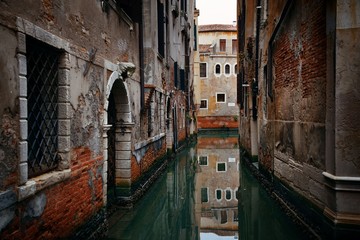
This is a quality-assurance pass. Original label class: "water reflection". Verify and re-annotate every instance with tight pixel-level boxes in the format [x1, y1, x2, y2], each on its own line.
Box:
[104, 134, 303, 240]
[195, 134, 239, 239]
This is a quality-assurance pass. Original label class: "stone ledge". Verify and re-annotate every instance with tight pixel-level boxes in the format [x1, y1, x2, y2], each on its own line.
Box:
[134, 133, 166, 150]
[17, 169, 71, 201]
[323, 172, 360, 191]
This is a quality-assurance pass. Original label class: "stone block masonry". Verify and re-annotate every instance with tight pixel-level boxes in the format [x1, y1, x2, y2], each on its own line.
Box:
[0, 147, 104, 239]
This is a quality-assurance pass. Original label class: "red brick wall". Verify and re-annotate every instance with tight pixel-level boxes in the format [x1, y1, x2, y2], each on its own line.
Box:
[1, 147, 104, 240]
[273, 0, 326, 123]
[131, 139, 167, 183]
[197, 116, 238, 129]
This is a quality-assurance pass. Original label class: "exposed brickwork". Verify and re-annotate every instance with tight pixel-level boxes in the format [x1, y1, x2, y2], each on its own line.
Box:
[1, 147, 104, 240]
[198, 116, 238, 129]
[273, 0, 326, 123]
[131, 140, 167, 184]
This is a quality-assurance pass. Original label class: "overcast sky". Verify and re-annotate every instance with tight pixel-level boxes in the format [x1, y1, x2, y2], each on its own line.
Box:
[196, 0, 237, 25]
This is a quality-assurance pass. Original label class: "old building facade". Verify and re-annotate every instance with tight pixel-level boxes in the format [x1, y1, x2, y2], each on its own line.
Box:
[195, 25, 239, 131]
[0, 0, 195, 238]
[237, 0, 360, 236]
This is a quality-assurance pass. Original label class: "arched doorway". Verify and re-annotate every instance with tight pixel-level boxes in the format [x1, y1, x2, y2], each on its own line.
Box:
[104, 72, 134, 204]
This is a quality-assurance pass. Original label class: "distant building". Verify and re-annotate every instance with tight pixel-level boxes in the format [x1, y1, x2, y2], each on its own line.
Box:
[195, 24, 239, 131]
[237, 0, 360, 237]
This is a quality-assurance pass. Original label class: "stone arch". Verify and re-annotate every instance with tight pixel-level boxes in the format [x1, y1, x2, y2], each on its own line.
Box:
[103, 71, 134, 204]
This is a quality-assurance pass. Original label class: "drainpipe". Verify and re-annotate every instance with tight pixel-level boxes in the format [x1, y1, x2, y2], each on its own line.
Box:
[139, 1, 145, 111]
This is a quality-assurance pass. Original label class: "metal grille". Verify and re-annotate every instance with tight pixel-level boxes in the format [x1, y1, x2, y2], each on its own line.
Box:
[27, 37, 59, 177]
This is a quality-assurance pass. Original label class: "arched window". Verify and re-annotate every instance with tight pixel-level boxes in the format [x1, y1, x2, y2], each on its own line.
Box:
[215, 64, 221, 75]
[234, 64, 237, 75]
[225, 64, 231, 75]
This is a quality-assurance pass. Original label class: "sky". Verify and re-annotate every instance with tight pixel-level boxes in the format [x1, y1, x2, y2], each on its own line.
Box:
[196, 0, 237, 25]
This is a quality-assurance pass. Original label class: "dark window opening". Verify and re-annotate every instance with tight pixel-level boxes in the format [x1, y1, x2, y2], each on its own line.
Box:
[157, 0, 165, 57]
[201, 188, 208, 203]
[217, 94, 225, 103]
[200, 100, 207, 109]
[217, 162, 226, 171]
[216, 189, 222, 200]
[215, 64, 221, 74]
[199, 156, 208, 165]
[200, 63, 207, 77]
[27, 37, 60, 177]
[225, 189, 231, 200]
[225, 64, 230, 74]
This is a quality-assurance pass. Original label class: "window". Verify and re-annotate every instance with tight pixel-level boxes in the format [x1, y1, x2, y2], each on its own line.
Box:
[157, 0, 165, 57]
[201, 187, 209, 203]
[220, 39, 226, 52]
[224, 64, 231, 75]
[217, 162, 226, 172]
[225, 189, 232, 200]
[216, 189, 222, 200]
[199, 156, 208, 165]
[216, 93, 226, 103]
[232, 39, 238, 54]
[200, 62, 207, 78]
[215, 64, 221, 75]
[234, 64, 237, 75]
[27, 37, 60, 177]
[200, 99, 208, 109]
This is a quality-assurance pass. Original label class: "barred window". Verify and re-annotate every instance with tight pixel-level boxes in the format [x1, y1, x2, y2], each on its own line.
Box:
[27, 37, 60, 177]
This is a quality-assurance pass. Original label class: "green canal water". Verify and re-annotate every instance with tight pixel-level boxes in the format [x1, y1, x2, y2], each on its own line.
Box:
[104, 134, 305, 240]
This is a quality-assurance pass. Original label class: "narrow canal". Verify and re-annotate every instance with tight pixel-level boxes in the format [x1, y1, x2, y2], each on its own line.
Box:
[103, 134, 305, 240]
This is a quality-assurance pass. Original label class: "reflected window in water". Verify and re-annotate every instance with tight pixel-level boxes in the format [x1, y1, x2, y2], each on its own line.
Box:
[199, 155, 208, 165]
[217, 162, 226, 172]
[216, 189, 222, 200]
[225, 189, 232, 201]
[201, 187, 209, 203]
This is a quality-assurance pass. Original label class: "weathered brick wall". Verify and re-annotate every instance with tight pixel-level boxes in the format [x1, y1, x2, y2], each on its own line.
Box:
[198, 116, 238, 129]
[272, 0, 326, 168]
[131, 139, 167, 184]
[1, 148, 103, 239]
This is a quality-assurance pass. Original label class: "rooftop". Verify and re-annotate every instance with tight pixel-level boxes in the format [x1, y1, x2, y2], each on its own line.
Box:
[198, 24, 237, 32]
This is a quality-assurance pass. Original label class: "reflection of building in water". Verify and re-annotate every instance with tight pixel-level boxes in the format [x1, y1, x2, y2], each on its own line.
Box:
[195, 135, 239, 238]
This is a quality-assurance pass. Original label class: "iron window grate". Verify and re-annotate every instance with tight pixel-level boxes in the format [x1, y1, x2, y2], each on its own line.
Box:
[27, 37, 60, 177]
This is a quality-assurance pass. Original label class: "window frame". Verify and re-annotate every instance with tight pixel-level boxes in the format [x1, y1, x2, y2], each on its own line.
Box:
[200, 62, 208, 78]
[216, 189, 222, 201]
[216, 162, 227, 172]
[224, 63, 231, 76]
[216, 93, 226, 103]
[214, 63, 221, 76]
[219, 39, 226, 52]
[200, 99, 208, 109]
[201, 187, 209, 203]
[16, 22, 71, 201]
[198, 155, 208, 166]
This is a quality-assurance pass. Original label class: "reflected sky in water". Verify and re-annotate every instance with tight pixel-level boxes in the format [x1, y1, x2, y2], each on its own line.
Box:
[104, 133, 303, 240]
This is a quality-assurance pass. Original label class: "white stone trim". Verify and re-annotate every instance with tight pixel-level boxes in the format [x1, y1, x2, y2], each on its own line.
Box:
[16, 26, 71, 198]
[323, 172, 360, 182]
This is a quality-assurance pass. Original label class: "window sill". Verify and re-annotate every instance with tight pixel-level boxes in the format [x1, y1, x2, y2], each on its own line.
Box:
[17, 169, 71, 201]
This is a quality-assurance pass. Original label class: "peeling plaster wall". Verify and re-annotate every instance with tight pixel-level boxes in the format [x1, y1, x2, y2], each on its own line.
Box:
[0, 24, 19, 191]
[0, 0, 141, 238]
